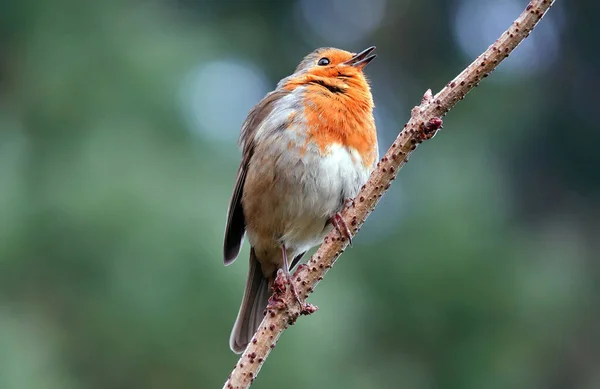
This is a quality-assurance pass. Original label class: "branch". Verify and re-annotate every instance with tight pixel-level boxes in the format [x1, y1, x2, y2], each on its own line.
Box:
[223, 1, 555, 387]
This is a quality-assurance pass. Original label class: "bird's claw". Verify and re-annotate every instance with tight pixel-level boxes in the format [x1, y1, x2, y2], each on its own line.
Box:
[269, 268, 316, 318]
[331, 212, 353, 247]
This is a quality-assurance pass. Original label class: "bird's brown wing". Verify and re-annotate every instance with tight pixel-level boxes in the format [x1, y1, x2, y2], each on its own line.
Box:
[223, 159, 249, 265]
[223, 89, 290, 265]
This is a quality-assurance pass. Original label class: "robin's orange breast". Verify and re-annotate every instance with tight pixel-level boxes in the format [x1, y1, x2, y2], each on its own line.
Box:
[300, 84, 377, 168]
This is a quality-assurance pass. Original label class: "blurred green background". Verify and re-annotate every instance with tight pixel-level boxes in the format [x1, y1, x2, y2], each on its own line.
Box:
[1, 0, 598, 388]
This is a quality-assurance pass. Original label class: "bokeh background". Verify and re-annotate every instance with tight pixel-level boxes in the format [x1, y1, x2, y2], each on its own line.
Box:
[1, 0, 598, 388]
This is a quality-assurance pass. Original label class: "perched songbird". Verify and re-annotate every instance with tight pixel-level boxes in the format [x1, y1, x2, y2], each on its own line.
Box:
[223, 46, 378, 353]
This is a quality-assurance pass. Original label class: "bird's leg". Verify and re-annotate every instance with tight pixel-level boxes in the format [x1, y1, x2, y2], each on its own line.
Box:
[281, 245, 303, 306]
[331, 212, 353, 247]
[281, 244, 291, 278]
[277, 245, 317, 316]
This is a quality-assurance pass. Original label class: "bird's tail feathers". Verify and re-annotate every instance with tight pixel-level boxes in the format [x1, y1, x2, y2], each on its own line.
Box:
[229, 248, 271, 354]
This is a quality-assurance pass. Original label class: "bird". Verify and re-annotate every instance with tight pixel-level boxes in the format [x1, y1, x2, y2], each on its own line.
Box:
[223, 46, 378, 354]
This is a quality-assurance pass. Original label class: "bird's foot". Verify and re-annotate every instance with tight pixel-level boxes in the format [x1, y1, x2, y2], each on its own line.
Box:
[287, 269, 317, 316]
[269, 267, 317, 317]
[275, 247, 316, 316]
[331, 212, 353, 246]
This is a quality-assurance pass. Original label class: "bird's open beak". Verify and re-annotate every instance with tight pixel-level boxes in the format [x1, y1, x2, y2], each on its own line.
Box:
[344, 46, 377, 69]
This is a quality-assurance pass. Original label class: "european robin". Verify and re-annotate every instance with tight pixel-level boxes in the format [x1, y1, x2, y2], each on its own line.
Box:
[223, 46, 378, 353]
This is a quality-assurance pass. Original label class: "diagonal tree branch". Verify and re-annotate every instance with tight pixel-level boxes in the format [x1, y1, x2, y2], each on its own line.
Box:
[223, 1, 555, 387]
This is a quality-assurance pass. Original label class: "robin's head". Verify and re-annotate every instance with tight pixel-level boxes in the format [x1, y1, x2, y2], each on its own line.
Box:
[279, 47, 376, 95]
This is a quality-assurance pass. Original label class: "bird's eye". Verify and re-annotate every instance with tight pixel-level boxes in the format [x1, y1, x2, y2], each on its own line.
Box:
[317, 57, 330, 66]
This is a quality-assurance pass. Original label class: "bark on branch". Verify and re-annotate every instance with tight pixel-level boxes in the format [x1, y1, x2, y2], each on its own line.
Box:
[223, 1, 555, 387]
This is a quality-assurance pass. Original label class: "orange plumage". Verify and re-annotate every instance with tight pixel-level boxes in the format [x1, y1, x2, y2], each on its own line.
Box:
[283, 48, 378, 166]
[224, 47, 378, 353]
